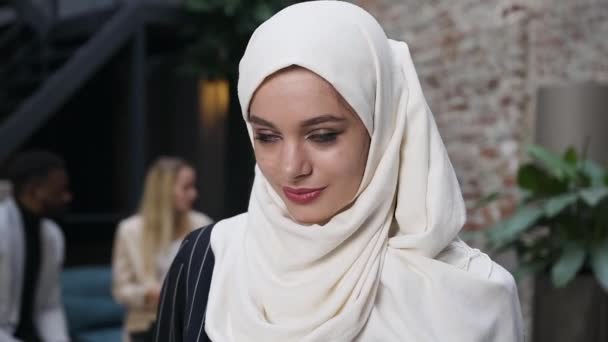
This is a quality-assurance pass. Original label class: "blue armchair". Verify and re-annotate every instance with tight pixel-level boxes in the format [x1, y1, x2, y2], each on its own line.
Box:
[61, 266, 124, 342]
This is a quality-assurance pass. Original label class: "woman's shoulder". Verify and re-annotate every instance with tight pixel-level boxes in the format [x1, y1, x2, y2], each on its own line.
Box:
[172, 213, 245, 262]
[116, 214, 143, 235]
[437, 238, 517, 291]
[189, 210, 214, 229]
[210, 213, 248, 255]
[175, 224, 215, 263]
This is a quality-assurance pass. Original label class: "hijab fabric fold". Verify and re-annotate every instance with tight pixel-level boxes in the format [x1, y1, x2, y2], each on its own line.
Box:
[205, 2, 524, 341]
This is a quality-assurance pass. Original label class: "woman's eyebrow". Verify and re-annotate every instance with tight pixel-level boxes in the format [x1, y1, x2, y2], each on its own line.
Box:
[249, 114, 346, 128]
[249, 115, 277, 129]
[301, 114, 346, 127]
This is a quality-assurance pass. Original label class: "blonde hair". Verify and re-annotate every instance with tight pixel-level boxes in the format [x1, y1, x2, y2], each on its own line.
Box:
[139, 157, 193, 280]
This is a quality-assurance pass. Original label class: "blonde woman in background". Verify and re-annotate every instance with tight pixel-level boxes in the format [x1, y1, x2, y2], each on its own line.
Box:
[112, 157, 213, 342]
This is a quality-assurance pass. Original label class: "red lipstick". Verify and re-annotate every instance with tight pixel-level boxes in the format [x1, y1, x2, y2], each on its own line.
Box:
[283, 187, 325, 204]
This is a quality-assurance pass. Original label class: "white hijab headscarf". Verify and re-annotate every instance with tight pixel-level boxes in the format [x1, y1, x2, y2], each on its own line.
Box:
[206, 2, 524, 341]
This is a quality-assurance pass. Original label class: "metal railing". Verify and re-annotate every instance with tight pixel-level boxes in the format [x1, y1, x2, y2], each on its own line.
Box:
[0, 0, 186, 163]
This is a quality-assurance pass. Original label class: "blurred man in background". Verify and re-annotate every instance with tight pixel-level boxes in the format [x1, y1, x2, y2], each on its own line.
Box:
[0, 150, 72, 342]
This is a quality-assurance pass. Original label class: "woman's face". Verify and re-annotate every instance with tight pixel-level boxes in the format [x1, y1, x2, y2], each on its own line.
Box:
[173, 166, 197, 213]
[249, 67, 370, 225]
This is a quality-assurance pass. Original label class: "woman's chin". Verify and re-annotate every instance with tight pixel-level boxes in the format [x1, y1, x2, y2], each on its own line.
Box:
[287, 208, 332, 226]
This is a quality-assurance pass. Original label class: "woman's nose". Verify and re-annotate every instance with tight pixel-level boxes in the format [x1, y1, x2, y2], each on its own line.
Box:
[282, 141, 312, 181]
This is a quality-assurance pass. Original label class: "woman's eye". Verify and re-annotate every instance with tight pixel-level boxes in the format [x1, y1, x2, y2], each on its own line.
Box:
[308, 131, 339, 143]
[254, 133, 281, 143]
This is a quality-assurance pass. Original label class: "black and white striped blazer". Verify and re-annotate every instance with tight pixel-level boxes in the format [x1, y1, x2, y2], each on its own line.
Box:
[154, 224, 216, 342]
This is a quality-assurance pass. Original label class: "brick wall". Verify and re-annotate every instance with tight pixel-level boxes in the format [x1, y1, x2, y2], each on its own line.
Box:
[355, 0, 608, 230]
[353, 1, 608, 340]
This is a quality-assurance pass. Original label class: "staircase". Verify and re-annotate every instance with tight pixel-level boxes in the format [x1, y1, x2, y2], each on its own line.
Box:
[0, 1, 116, 120]
[0, 0, 194, 265]
[0, 0, 188, 162]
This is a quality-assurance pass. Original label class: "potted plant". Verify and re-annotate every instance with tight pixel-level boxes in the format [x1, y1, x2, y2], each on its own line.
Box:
[180, 0, 297, 79]
[485, 144, 608, 342]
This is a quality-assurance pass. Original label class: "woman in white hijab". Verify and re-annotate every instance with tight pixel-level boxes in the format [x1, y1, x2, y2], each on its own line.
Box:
[154, 2, 524, 341]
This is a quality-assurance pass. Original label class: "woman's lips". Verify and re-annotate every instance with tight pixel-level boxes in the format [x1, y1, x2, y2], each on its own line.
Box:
[283, 187, 326, 204]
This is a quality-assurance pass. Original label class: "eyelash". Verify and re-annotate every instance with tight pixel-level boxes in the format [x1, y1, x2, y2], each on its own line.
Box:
[254, 133, 280, 143]
[253, 131, 341, 145]
[307, 131, 339, 143]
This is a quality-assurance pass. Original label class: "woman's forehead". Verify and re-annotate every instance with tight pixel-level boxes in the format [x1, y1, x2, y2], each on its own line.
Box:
[250, 67, 360, 123]
[258, 66, 334, 95]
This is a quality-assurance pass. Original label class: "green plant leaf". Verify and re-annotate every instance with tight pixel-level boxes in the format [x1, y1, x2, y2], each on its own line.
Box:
[550, 242, 586, 288]
[517, 163, 567, 197]
[543, 193, 578, 218]
[517, 164, 548, 192]
[563, 147, 578, 166]
[184, 0, 215, 12]
[458, 230, 482, 241]
[579, 187, 608, 207]
[180, 0, 295, 78]
[487, 206, 544, 246]
[581, 159, 605, 187]
[253, 2, 274, 21]
[527, 144, 578, 181]
[471, 191, 501, 209]
[590, 237, 608, 291]
[514, 259, 549, 281]
[223, 0, 241, 15]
